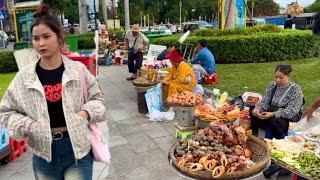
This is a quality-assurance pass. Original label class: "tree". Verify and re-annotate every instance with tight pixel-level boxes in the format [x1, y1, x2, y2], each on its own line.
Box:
[247, 0, 279, 16]
[43, 0, 67, 24]
[79, 0, 88, 33]
[306, 0, 320, 12]
[124, 0, 130, 30]
[117, 0, 218, 26]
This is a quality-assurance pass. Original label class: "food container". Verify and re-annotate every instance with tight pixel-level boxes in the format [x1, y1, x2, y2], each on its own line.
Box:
[301, 141, 320, 153]
[303, 132, 320, 142]
[285, 135, 305, 144]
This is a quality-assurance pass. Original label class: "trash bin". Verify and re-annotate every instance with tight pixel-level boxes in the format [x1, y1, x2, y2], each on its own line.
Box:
[66, 36, 78, 52]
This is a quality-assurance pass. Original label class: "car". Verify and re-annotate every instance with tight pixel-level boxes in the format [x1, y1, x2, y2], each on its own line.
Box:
[194, 21, 213, 29]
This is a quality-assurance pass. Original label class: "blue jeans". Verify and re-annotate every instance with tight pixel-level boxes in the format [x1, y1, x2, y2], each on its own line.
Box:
[32, 137, 93, 180]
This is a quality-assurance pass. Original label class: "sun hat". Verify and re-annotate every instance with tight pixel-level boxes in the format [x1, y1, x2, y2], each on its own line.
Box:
[131, 24, 140, 32]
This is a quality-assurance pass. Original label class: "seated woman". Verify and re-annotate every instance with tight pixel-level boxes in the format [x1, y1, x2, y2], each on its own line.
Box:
[251, 64, 304, 139]
[162, 49, 196, 100]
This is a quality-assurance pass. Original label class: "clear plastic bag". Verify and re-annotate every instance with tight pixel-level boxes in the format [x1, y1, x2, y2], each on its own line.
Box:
[289, 108, 320, 134]
[147, 107, 175, 122]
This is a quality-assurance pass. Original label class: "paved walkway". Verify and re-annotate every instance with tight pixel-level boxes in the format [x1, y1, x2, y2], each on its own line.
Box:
[0, 65, 291, 180]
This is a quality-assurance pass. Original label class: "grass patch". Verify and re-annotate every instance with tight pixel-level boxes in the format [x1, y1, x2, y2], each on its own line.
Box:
[0, 72, 16, 99]
[204, 58, 320, 106]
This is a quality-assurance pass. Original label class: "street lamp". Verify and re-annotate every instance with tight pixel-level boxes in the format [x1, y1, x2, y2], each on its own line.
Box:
[179, 0, 182, 30]
[143, 16, 146, 27]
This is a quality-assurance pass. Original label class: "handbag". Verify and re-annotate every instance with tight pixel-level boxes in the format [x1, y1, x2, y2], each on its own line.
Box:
[75, 62, 111, 163]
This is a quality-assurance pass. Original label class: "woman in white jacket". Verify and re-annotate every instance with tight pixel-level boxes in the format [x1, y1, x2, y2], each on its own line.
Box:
[0, 4, 106, 180]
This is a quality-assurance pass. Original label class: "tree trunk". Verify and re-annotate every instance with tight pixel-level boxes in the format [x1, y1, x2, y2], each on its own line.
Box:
[124, 0, 130, 31]
[102, 0, 108, 29]
[79, 0, 88, 34]
[225, 0, 236, 30]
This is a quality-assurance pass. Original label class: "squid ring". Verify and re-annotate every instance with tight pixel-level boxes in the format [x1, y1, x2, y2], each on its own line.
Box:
[199, 156, 208, 164]
[220, 154, 228, 167]
[212, 165, 226, 178]
[189, 163, 204, 172]
[227, 166, 236, 174]
[204, 159, 217, 171]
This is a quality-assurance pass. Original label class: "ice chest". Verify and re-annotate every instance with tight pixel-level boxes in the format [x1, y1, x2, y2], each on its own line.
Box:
[174, 106, 195, 127]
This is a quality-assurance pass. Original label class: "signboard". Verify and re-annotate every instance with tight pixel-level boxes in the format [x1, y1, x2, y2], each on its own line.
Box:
[15, 8, 35, 41]
[235, 0, 246, 29]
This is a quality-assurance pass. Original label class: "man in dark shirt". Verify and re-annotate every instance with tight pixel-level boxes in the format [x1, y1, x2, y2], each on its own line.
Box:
[157, 44, 175, 60]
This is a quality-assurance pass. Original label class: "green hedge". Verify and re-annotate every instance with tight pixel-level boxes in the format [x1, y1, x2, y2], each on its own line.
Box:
[153, 30, 320, 63]
[0, 50, 18, 73]
[78, 37, 95, 49]
[194, 25, 282, 36]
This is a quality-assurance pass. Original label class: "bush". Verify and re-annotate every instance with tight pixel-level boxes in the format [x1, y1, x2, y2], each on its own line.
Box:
[153, 30, 320, 63]
[78, 37, 95, 49]
[0, 50, 18, 73]
[109, 28, 125, 38]
[194, 24, 282, 37]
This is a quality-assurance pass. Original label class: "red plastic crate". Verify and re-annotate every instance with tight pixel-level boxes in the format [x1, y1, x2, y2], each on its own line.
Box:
[9, 138, 27, 162]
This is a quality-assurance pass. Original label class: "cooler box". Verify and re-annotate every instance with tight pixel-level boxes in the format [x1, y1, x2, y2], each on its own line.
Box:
[0, 124, 11, 164]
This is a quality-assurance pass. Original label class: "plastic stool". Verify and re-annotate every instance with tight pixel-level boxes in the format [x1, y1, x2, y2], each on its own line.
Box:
[203, 73, 218, 85]
[175, 129, 193, 140]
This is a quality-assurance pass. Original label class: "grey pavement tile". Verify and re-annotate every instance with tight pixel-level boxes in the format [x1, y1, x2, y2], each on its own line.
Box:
[106, 103, 124, 111]
[115, 95, 134, 104]
[108, 124, 122, 137]
[109, 144, 135, 164]
[109, 109, 131, 121]
[109, 135, 128, 147]
[160, 120, 178, 136]
[118, 124, 141, 136]
[133, 114, 150, 125]
[8, 172, 35, 180]
[93, 162, 109, 180]
[154, 136, 177, 154]
[126, 133, 158, 153]
[140, 123, 170, 138]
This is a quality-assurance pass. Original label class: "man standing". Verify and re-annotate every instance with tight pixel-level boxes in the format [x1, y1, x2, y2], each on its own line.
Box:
[125, 24, 149, 80]
[191, 39, 216, 76]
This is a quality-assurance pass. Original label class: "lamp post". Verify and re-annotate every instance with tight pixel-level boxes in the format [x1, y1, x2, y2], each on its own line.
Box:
[143, 15, 146, 27]
[179, 0, 182, 30]
[192, 8, 195, 21]
[112, 0, 115, 29]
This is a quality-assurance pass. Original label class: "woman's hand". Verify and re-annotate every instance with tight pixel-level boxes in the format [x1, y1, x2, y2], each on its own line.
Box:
[77, 110, 90, 120]
[28, 121, 37, 130]
[162, 79, 170, 85]
[252, 108, 261, 117]
[258, 112, 275, 120]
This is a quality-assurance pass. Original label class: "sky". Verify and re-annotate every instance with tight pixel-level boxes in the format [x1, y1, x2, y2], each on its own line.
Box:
[271, 0, 314, 8]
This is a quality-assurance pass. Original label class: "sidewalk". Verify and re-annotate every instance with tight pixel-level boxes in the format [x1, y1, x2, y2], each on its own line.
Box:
[0, 65, 291, 180]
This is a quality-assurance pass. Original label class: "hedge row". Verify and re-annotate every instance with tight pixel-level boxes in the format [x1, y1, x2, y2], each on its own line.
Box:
[153, 30, 320, 63]
[193, 25, 282, 37]
[0, 50, 18, 73]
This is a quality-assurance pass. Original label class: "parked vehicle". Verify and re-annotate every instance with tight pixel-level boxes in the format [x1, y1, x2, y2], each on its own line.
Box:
[194, 21, 213, 29]
[295, 13, 316, 30]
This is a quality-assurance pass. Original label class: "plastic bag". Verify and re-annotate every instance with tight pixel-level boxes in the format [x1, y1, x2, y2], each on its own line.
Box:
[289, 108, 320, 134]
[147, 107, 175, 122]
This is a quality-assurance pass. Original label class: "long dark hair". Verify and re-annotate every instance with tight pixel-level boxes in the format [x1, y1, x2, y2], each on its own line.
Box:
[303, 98, 320, 120]
[31, 4, 64, 45]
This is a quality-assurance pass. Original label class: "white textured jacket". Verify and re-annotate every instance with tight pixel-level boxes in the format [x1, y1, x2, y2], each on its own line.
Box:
[0, 57, 106, 162]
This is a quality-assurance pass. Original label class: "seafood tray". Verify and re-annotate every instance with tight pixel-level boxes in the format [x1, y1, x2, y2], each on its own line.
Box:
[169, 132, 270, 180]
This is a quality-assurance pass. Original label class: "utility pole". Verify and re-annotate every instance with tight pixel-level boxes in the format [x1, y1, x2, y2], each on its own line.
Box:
[112, 0, 115, 29]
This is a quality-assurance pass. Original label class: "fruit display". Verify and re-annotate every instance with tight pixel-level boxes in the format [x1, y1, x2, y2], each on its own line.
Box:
[132, 76, 158, 87]
[304, 132, 320, 142]
[268, 134, 320, 179]
[171, 125, 270, 179]
[194, 103, 250, 122]
[142, 59, 172, 69]
[167, 91, 203, 107]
